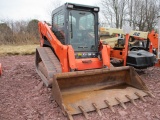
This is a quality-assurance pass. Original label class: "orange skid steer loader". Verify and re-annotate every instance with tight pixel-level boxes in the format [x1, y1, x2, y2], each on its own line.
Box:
[35, 3, 153, 120]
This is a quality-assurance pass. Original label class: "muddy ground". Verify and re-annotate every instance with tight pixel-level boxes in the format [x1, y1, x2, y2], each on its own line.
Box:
[0, 55, 160, 120]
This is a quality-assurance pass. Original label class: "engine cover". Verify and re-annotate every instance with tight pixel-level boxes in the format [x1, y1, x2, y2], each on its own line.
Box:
[127, 50, 156, 69]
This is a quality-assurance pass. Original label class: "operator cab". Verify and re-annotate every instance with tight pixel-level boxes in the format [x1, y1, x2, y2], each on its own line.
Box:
[52, 3, 100, 58]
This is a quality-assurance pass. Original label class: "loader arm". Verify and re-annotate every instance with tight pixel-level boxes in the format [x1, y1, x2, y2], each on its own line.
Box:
[100, 27, 148, 39]
[99, 27, 159, 50]
[38, 21, 69, 72]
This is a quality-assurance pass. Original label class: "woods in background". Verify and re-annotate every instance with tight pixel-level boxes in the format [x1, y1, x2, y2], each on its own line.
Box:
[0, 19, 39, 45]
[0, 0, 160, 45]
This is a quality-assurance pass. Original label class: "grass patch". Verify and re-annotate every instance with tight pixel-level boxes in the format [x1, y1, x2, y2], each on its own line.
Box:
[0, 44, 39, 56]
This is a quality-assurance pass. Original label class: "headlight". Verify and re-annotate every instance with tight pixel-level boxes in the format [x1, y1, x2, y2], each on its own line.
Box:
[94, 8, 99, 12]
[67, 4, 74, 9]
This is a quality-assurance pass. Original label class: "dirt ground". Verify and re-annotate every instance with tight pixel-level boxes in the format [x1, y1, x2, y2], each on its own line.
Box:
[0, 55, 160, 120]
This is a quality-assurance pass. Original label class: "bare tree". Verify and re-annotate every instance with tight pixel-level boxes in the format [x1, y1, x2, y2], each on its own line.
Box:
[0, 22, 13, 44]
[101, 0, 128, 28]
[145, 0, 160, 31]
[47, 0, 63, 15]
[100, 0, 160, 31]
[130, 0, 160, 31]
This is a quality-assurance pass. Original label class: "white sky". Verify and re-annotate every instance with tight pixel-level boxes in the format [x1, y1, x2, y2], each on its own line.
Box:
[0, 0, 99, 21]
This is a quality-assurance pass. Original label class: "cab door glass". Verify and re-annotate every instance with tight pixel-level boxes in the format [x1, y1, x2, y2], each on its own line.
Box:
[69, 10, 96, 52]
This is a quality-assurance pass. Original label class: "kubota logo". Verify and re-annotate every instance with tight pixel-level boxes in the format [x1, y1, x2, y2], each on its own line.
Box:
[47, 31, 52, 41]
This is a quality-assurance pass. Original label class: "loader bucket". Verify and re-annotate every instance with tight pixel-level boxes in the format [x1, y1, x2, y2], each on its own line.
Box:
[52, 66, 153, 120]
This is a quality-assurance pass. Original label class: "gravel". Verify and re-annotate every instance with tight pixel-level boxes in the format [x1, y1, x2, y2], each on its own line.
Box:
[0, 55, 159, 120]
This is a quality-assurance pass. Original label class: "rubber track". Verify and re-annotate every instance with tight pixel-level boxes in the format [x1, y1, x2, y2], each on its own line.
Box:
[36, 47, 62, 87]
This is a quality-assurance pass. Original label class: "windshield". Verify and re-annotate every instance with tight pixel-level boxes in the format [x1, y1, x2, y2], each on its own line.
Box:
[69, 10, 96, 52]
